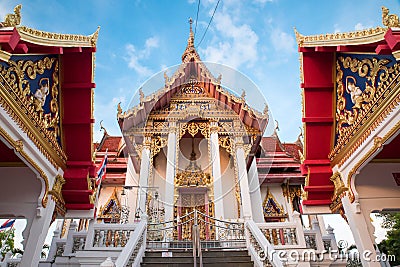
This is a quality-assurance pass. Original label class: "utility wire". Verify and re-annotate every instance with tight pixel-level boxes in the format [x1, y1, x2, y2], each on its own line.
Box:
[194, 0, 200, 37]
[196, 0, 220, 48]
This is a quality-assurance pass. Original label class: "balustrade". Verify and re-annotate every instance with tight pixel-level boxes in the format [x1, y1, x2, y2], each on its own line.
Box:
[91, 224, 136, 248]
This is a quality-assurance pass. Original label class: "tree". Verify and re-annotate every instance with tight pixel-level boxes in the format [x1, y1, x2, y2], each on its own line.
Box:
[0, 228, 15, 258]
[377, 212, 400, 266]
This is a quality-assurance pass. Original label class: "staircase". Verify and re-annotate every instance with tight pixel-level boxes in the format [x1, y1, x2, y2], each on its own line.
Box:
[141, 249, 253, 267]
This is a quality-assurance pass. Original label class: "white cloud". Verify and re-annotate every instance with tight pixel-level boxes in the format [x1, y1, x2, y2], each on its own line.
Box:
[199, 12, 259, 69]
[125, 36, 159, 77]
[354, 22, 371, 31]
[270, 29, 296, 54]
[253, 0, 274, 4]
[334, 23, 341, 33]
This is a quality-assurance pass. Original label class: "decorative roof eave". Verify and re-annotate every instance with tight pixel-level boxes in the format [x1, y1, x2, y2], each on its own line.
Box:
[16, 26, 100, 48]
[294, 26, 387, 48]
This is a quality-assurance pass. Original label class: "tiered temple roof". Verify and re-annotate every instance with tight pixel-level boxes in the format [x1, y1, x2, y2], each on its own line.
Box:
[257, 134, 304, 185]
[94, 131, 127, 185]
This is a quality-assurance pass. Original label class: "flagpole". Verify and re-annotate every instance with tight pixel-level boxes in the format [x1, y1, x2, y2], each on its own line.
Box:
[93, 149, 108, 219]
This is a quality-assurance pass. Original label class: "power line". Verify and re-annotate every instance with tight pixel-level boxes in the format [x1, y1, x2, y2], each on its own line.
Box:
[196, 0, 220, 48]
[194, 0, 200, 37]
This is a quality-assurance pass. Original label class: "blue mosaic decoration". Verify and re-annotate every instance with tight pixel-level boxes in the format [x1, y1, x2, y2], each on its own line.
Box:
[0, 55, 61, 146]
[334, 53, 399, 147]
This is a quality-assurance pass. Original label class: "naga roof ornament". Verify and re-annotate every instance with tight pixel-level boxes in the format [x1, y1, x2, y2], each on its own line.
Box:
[0, 4, 22, 27]
[382, 6, 400, 28]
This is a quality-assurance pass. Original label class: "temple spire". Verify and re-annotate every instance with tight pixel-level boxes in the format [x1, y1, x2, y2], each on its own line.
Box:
[188, 17, 195, 48]
[182, 17, 200, 62]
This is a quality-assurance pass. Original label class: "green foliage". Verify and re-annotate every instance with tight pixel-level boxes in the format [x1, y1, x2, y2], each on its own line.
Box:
[0, 228, 15, 258]
[377, 212, 400, 266]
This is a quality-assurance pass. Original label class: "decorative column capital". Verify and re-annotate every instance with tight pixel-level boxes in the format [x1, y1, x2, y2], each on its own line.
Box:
[210, 121, 220, 134]
[168, 121, 178, 133]
[143, 134, 152, 150]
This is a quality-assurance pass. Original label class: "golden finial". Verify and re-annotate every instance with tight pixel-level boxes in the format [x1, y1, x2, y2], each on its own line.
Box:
[1, 4, 22, 27]
[100, 120, 108, 136]
[382, 6, 400, 27]
[188, 17, 195, 48]
[263, 103, 269, 115]
[274, 120, 279, 132]
[117, 102, 122, 117]
[241, 89, 246, 100]
[139, 87, 145, 104]
[164, 71, 170, 86]
[90, 26, 100, 47]
[293, 27, 304, 47]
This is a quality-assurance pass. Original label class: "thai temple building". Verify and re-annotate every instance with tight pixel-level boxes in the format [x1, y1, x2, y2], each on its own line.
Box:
[0, 4, 398, 267]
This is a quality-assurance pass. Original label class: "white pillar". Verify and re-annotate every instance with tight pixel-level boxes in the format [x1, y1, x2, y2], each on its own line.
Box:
[248, 157, 264, 222]
[235, 136, 253, 221]
[164, 121, 177, 222]
[342, 196, 380, 267]
[20, 200, 56, 267]
[137, 136, 151, 217]
[210, 121, 224, 219]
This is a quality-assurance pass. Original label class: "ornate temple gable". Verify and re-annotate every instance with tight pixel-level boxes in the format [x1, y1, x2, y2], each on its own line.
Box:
[0, 5, 98, 211]
[262, 188, 287, 222]
[0, 54, 66, 168]
[97, 188, 121, 222]
[298, 6, 400, 209]
[330, 53, 400, 165]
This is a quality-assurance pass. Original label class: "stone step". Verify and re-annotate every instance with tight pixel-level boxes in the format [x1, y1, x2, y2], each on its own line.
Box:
[143, 256, 252, 264]
[141, 249, 253, 267]
[144, 249, 250, 258]
[141, 264, 253, 267]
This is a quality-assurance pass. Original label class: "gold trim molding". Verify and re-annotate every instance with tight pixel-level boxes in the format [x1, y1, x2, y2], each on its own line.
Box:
[49, 175, 66, 217]
[17, 26, 99, 48]
[295, 27, 386, 48]
[347, 120, 400, 202]
[330, 172, 348, 201]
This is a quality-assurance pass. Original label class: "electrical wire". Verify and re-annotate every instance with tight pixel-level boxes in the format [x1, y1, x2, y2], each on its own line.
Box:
[196, 0, 220, 48]
[194, 0, 200, 37]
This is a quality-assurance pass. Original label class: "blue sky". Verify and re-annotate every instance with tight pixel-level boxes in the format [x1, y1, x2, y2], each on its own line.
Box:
[2, 0, 399, 142]
[1, 0, 399, 249]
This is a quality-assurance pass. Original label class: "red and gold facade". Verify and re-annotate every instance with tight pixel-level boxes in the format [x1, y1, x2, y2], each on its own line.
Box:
[297, 6, 400, 267]
[0, 5, 97, 265]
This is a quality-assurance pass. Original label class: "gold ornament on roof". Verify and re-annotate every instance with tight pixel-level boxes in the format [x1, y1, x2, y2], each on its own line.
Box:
[330, 172, 348, 201]
[382, 6, 400, 28]
[1, 4, 22, 27]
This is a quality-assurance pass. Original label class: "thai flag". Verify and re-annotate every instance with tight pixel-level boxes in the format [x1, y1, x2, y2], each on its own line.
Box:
[0, 219, 15, 230]
[96, 151, 108, 185]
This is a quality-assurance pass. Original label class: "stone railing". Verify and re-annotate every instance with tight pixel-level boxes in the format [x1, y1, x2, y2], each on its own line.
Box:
[256, 211, 306, 249]
[84, 222, 137, 250]
[245, 220, 284, 267]
[115, 216, 147, 267]
[0, 251, 20, 267]
[46, 221, 88, 260]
